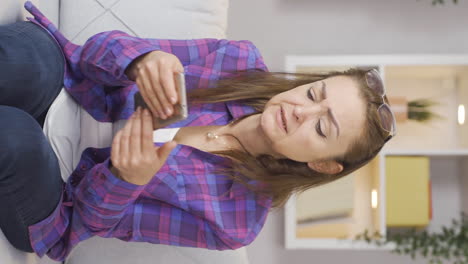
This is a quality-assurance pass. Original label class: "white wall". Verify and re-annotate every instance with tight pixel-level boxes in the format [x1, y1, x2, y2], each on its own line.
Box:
[427, 157, 462, 233]
[227, 1, 468, 263]
[461, 157, 468, 214]
[227, 0, 468, 72]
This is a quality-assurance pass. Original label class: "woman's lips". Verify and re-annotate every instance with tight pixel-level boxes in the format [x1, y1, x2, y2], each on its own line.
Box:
[276, 106, 287, 133]
[281, 106, 287, 132]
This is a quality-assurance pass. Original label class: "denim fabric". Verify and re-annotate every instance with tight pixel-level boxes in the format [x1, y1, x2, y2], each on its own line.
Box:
[0, 22, 64, 252]
[0, 21, 64, 127]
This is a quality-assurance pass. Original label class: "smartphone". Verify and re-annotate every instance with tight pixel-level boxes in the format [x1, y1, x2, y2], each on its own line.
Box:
[134, 72, 188, 129]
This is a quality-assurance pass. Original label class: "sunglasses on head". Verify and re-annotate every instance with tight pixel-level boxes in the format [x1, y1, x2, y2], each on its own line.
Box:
[365, 69, 397, 143]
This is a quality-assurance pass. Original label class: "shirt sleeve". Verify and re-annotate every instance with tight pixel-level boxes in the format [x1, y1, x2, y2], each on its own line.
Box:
[74, 163, 269, 250]
[72, 158, 145, 233]
[78, 30, 268, 87]
[127, 195, 271, 250]
[71, 31, 268, 122]
[189, 180, 272, 249]
[27, 149, 146, 260]
[78, 31, 159, 87]
[183, 192, 272, 250]
[118, 175, 270, 250]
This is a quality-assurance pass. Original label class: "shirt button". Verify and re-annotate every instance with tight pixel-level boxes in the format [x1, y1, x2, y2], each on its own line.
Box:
[80, 164, 87, 170]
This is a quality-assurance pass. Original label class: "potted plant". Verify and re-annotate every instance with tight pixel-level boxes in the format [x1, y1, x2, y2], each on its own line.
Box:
[420, 0, 458, 5]
[355, 212, 468, 264]
[388, 97, 442, 123]
[429, 0, 458, 5]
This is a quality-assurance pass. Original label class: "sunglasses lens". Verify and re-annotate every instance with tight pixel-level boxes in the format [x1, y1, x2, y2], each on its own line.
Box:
[378, 104, 396, 134]
[366, 69, 385, 96]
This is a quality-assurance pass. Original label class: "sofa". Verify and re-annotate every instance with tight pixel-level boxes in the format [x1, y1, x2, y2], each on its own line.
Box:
[0, 0, 252, 264]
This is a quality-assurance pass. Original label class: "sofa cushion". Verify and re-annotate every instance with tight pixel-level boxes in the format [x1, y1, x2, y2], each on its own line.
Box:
[59, 0, 229, 44]
[0, 0, 23, 24]
[0, 0, 59, 26]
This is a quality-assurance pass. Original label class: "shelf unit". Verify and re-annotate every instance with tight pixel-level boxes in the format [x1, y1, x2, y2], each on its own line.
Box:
[284, 55, 468, 250]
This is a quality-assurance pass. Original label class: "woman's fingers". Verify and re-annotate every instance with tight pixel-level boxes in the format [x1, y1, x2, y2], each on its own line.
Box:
[139, 70, 166, 119]
[132, 51, 185, 120]
[176, 62, 184, 75]
[141, 109, 155, 155]
[130, 108, 142, 162]
[160, 67, 177, 106]
[110, 108, 176, 185]
[150, 67, 173, 117]
[111, 131, 121, 167]
[120, 112, 133, 167]
[156, 141, 177, 162]
[136, 77, 158, 118]
[135, 79, 156, 117]
[143, 75, 166, 119]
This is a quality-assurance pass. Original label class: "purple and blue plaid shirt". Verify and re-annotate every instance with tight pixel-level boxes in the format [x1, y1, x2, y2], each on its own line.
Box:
[24, 2, 272, 261]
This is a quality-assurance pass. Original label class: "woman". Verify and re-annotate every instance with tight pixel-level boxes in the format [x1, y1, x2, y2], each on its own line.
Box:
[0, 2, 395, 261]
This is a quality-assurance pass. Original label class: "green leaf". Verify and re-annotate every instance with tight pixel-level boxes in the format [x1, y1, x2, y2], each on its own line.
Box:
[422, 248, 429, 257]
[374, 212, 468, 263]
[429, 0, 459, 5]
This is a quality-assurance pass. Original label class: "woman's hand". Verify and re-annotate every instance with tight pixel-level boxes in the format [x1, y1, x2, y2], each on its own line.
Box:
[110, 107, 177, 185]
[125, 50, 184, 120]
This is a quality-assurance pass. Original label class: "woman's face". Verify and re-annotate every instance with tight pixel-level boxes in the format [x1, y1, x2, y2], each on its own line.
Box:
[260, 75, 367, 163]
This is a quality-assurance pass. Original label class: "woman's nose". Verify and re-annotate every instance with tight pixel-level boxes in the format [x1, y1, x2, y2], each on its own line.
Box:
[294, 102, 329, 122]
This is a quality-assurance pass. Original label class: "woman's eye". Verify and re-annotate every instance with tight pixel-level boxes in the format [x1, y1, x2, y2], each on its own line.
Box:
[316, 120, 327, 139]
[307, 89, 315, 101]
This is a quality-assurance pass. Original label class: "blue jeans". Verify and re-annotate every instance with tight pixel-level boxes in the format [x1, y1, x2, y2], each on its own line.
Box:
[0, 21, 64, 252]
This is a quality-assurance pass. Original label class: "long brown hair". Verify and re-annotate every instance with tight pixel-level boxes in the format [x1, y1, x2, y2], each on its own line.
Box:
[188, 69, 389, 209]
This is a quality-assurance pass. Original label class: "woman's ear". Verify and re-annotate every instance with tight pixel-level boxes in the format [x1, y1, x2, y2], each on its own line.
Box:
[307, 160, 343, 175]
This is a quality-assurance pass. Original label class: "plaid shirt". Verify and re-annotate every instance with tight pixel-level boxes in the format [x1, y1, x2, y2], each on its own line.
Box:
[24, 2, 272, 261]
